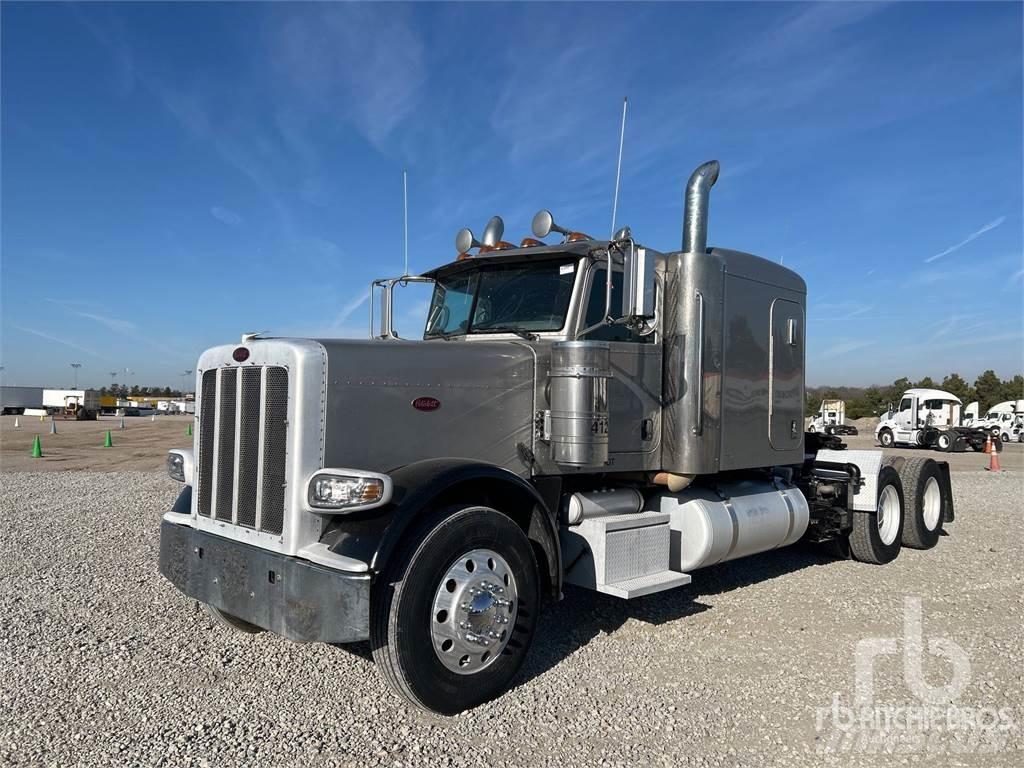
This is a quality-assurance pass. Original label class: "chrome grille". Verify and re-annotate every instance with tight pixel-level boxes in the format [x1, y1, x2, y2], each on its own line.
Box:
[197, 371, 216, 518]
[260, 368, 288, 537]
[195, 365, 289, 536]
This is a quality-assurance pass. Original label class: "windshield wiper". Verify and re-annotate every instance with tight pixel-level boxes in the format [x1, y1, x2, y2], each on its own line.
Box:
[472, 326, 538, 341]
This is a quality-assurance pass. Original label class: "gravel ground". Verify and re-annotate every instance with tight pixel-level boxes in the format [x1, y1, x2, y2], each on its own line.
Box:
[2, 470, 1022, 767]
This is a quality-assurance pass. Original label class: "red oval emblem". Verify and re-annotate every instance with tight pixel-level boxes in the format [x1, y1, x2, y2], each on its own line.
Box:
[232, 347, 250, 362]
[412, 396, 441, 412]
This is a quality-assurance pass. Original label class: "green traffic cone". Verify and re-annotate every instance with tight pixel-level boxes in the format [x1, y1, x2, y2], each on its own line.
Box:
[186, 422, 193, 437]
[104, 430, 113, 448]
[31, 435, 42, 458]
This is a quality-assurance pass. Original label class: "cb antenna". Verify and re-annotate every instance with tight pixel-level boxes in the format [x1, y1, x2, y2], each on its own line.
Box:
[402, 169, 409, 277]
[610, 96, 628, 239]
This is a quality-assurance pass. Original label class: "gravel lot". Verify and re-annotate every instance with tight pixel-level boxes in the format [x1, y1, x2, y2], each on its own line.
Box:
[2, 468, 1022, 767]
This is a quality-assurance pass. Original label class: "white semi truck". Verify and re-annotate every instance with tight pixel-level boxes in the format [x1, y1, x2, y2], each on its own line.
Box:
[875, 388, 988, 452]
[807, 399, 858, 435]
[158, 160, 957, 714]
[972, 400, 1024, 439]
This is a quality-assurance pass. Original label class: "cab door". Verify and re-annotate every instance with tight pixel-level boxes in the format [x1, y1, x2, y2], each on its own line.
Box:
[894, 395, 917, 441]
[769, 299, 803, 450]
[580, 266, 661, 469]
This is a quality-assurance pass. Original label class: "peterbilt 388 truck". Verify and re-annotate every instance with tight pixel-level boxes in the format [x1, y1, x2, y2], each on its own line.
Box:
[159, 160, 955, 714]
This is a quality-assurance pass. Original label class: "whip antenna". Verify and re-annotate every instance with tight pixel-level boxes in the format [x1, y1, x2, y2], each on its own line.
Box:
[403, 169, 409, 277]
[610, 96, 628, 238]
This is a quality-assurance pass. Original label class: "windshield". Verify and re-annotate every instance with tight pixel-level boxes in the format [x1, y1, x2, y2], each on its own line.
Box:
[424, 259, 577, 338]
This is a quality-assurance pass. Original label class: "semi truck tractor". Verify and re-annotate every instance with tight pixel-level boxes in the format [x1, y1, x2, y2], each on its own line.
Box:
[875, 388, 987, 452]
[159, 160, 956, 714]
[807, 399, 858, 435]
[972, 400, 1024, 439]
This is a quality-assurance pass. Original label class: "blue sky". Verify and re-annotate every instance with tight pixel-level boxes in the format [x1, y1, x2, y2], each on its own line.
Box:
[1, 1, 1021, 389]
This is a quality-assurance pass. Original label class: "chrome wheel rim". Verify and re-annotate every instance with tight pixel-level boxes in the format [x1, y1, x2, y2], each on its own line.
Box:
[431, 548, 518, 675]
[877, 485, 901, 545]
[922, 476, 941, 531]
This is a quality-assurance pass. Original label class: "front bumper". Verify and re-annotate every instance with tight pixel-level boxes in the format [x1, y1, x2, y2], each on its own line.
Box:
[159, 520, 371, 643]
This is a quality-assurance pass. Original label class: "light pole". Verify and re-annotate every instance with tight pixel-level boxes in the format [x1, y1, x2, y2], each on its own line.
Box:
[70, 363, 82, 388]
[180, 370, 192, 397]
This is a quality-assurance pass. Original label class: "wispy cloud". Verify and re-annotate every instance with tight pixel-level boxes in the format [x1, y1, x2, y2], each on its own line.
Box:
[210, 206, 242, 226]
[925, 216, 1006, 263]
[332, 289, 370, 329]
[12, 326, 106, 359]
[813, 300, 874, 320]
[818, 339, 875, 359]
[271, 4, 425, 149]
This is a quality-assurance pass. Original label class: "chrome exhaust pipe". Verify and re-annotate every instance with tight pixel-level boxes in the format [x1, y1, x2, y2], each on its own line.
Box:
[681, 160, 720, 254]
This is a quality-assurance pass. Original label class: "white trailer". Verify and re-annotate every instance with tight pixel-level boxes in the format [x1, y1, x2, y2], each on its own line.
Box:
[42, 389, 100, 420]
[0, 386, 44, 414]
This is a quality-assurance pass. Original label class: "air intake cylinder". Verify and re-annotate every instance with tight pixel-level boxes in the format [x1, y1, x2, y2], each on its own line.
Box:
[548, 341, 611, 467]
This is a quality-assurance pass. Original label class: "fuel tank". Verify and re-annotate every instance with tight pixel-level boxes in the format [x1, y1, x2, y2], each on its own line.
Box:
[644, 479, 809, 572]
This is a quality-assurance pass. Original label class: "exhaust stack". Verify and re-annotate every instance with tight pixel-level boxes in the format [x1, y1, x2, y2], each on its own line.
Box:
[681, 160, 720, 255]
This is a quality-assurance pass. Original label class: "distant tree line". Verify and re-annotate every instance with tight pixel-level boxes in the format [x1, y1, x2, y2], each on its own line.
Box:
[806, 370, 1024, 419]
[98, 385, 186, 398]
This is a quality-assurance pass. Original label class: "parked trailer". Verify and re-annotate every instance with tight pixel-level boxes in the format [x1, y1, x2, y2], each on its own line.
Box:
[42, 389, 100, 420]
[158, 160, 955, 714]
[808, 399, 858, 435]
[875, 388, 988, 452]
[0, 386, 43, 415]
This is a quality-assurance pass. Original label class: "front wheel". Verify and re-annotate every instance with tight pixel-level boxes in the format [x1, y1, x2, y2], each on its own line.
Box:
[849, 466, 904, 565]
[878, 428, 894, 448]
[370, 505, 540, 714]
[1001, 432, 1011, 444]
[202, 603, 262, 634]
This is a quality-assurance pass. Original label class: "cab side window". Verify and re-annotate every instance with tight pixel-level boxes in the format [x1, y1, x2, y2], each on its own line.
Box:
[898, 398, 913, 412]
[582, 268, 653, 343]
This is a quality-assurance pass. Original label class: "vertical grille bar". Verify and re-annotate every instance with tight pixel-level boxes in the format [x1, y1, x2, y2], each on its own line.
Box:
[214, 368, 238, 521]
[235, 367, 262, 528]
[197, 370, 217, 517]
[260, 367, 288, 535]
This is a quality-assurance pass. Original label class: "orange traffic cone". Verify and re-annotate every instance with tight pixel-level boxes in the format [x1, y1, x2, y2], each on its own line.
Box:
[987, 441, 1001, 472]
[983, 435, 992, 454]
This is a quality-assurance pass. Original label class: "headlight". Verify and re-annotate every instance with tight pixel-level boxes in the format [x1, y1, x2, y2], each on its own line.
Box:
[167, 448, 194, 484]
[307, 470, 392, 511]
[167, 453, 185, 482]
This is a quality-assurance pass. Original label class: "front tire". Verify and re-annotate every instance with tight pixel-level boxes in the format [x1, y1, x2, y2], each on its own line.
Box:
[370, 505, 540, 714]
[878, 428, 894, 448]
[849, 466, 904, 565]
[202, 603, 262, 634]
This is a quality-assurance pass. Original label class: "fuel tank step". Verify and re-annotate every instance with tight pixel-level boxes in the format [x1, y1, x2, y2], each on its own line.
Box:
[560, 511, 692, 598]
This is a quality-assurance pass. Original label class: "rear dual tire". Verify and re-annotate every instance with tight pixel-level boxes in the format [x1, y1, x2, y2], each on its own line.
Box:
[849, 466, 904, 565]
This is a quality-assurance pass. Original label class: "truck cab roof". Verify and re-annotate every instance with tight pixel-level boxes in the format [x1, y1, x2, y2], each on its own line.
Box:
[902, 388, 961, 403]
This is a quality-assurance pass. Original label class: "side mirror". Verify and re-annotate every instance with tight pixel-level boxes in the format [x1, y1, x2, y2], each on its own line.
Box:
[621, 243, 656, 320]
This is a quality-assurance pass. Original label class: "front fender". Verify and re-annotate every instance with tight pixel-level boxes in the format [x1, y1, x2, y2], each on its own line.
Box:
[321, 458, 562, 600]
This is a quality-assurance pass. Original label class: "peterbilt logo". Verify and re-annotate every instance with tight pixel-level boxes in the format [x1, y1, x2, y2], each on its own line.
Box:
[412, 397, 441, 412]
